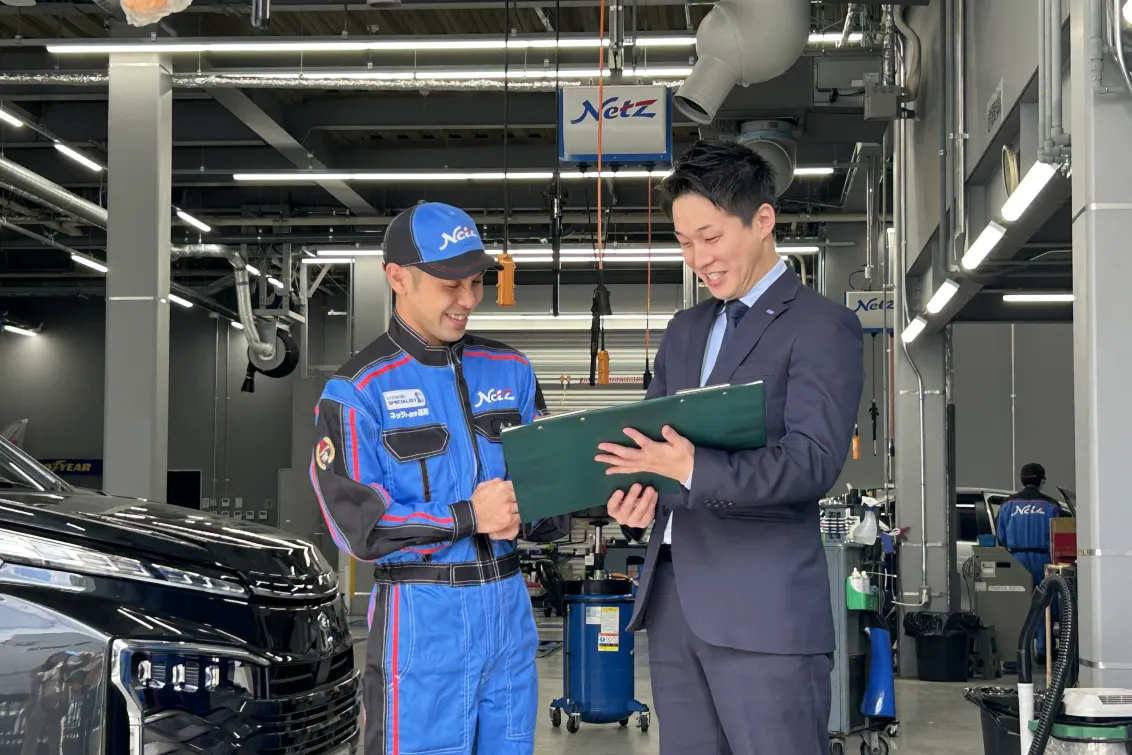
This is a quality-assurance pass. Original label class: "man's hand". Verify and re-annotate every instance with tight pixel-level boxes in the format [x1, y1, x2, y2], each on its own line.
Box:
[488, 521, 521, 541]
[472, 479, 520, 535]
[596, 426, 695, 483]
[607, 483, 658, 528]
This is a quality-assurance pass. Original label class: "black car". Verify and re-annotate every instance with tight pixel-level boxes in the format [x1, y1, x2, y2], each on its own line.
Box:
[0, 436, 360, 755]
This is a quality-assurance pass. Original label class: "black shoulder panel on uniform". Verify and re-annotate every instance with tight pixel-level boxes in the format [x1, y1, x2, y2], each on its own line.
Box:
[336, 333, 403, 380]
[464, 333, 525, 357]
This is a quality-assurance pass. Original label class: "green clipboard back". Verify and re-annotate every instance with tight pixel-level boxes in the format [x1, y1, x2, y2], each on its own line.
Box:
[501, 381, 768, 522]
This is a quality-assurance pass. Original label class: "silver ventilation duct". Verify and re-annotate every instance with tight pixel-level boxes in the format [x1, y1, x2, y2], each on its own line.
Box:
[736, 120, 797, 197]
[0, 157, 109, 228]
[0, 157, 270, 351]
[673, 0, 810, 124]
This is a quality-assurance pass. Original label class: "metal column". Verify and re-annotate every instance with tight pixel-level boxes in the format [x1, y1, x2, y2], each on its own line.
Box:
[893, 327, 952, 675]
[1069, 0, 1132, 687]
[341, 257, 392, 613]
[102, 53, 173, 501]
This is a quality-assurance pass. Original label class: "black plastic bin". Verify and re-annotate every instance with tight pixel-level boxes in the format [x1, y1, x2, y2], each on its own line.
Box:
[915, 631, 970, 682]
[904, 611, 984, 682]
[964, 687, 1021, 755]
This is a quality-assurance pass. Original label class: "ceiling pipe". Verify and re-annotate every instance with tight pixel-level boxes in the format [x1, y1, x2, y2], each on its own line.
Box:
[672, 0, 810, 124]
[0, 156, 108, 228]
[0, 156, 266, 341]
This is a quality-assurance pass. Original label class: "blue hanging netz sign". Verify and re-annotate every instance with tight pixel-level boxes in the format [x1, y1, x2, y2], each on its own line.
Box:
[557, 85, 673, 164]
[845, 291, 895, 334]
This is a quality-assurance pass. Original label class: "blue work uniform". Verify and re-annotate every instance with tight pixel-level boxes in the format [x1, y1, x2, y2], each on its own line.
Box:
[311, 313, 543, 755]
[996, 486, 1061, 653]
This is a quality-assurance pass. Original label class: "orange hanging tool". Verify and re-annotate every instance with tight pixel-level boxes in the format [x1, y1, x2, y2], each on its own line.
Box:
[496, 251, 516, 307]
[852, 424, 861, 460]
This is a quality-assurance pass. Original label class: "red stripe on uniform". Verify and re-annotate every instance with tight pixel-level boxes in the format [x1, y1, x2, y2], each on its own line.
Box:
[391, 584, 401, 755]
[381, 511, 454, 525]
[357, 354, 413, 389]
[463, 349, 528, 365]
[348, 408, 361, 482]
[407, 545, 445, 556]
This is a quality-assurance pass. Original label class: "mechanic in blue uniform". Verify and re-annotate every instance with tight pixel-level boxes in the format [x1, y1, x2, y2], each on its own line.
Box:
[996, 462, 1062, 655]
[310, 202, 563, 755]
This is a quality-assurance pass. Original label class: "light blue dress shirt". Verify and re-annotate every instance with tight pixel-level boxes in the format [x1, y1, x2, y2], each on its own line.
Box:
[663, 259, 788, 544]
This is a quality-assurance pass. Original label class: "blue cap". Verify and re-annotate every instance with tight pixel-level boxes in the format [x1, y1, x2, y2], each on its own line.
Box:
[384, 202, 499, 280]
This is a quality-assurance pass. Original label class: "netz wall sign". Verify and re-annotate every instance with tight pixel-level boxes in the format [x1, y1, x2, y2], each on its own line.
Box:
[845, 291, 895, 334]
[557, 85, 673, 164]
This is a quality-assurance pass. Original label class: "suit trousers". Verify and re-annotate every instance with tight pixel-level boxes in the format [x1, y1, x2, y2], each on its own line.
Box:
[645, 558, 832, 755]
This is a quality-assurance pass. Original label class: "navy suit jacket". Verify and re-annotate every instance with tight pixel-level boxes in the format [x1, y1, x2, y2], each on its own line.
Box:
[626, 269, 864, 655]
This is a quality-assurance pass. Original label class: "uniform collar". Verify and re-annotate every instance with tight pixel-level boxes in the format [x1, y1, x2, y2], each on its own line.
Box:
[388, 311, 465, 367]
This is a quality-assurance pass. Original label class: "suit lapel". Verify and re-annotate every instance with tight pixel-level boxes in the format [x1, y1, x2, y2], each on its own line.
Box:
[706, 270, 801, 386]
[682, 300, 718, 390]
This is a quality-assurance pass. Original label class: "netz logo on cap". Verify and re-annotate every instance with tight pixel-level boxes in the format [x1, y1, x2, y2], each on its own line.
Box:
[439, 225, 478, 251]
[383, 389, 427, 410]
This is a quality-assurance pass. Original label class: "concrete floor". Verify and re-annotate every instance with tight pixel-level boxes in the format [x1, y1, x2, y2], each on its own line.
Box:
[351, 618, 987, 755]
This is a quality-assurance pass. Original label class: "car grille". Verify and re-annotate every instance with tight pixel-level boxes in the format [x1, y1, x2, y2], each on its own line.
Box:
[265, 648, 354, 699]
[140, 670, 361, 755]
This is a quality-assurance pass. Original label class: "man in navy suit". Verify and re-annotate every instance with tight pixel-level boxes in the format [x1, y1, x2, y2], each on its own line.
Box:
[596, 140, 864, 755]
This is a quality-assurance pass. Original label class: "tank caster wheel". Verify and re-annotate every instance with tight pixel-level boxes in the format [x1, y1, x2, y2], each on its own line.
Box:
[550, 708, 561, 728]
[566, 714, 580, 734]
[638, 712, 651, 733]
[861, 737, 889, 755]
[885, 722, 900, 738]
[619, 718, 629, 727]
[830, 739, 845, 755]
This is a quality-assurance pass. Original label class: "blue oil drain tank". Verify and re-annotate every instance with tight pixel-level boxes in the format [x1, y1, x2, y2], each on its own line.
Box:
[549, 580, 650, 734]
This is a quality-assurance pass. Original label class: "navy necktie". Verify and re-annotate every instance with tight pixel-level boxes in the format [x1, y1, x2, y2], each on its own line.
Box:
[722, 300, 750, 343]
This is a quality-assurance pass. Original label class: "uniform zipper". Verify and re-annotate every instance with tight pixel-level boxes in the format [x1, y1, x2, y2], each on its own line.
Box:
[450, 351, 497, 582]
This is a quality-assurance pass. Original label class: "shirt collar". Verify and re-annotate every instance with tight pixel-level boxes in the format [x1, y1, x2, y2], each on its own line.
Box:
[729, 258, 788, 311]
[388, 311, 464, 367]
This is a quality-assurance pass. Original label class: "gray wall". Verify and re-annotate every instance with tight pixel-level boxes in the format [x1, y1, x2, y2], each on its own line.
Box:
[0, 297, 295, 522]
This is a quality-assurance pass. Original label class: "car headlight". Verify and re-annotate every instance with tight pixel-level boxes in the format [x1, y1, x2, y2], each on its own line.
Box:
[0, 529, 248, 597]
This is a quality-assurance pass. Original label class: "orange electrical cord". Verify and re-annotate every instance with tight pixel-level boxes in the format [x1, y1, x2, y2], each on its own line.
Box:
[645, 175, 652, 361]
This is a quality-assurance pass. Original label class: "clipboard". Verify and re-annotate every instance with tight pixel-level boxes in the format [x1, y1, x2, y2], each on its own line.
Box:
[500, 381, 767, 521]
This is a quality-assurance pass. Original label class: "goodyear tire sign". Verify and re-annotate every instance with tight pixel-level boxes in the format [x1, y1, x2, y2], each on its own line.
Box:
[38, 459, 102, 476]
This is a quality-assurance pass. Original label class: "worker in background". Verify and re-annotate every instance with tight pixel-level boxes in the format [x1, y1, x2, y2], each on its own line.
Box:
[996, 462, 1062, 657]
[599, 140, 864, 755]
[310, 201, 565, 755]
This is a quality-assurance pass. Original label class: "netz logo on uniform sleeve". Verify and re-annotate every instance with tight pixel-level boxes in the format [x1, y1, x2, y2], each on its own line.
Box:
[474, 388, 516, 408]
[383, 389, 427, 410]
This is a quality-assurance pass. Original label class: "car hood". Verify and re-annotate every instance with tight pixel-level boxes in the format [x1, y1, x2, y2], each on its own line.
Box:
[0, 490, 337, 600]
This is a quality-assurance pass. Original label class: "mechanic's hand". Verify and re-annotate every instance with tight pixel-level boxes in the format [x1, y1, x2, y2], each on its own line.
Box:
[488, 521, 521, 541]
[607, 483, 658, 528]
[472, 478, 520, 534]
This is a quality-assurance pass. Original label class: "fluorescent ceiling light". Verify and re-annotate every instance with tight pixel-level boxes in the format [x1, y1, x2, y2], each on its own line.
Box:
[267, 276, 284, 290]
[54, 143, 103, 172]
[71, 253, 108, 273]
[230, 321, 244, 329]
[960, 221, 1007, 270]
[629, 36, 697, 47]
[925, 279, 960, 314]
[316, 248, 383, 257]
[168, 293, 193, 308]
[3, 324, 37, 337]
[1000, 161, 1058, 222]
[1124, 0, 1132, 24]
[777, 245, 821, 253]
[176, 209, 212, 233]
[45, 37, 621, 55]
[302, 257, 354, 265]
[809, 32, 864, 43]
[246, 264, 261, 276]
[468, 312, 674, 330]
[901, 316, 927, 344]
[235, 167, 827, 183]
[0, 108, 23, 128]
[1002, 293, 1074, 303]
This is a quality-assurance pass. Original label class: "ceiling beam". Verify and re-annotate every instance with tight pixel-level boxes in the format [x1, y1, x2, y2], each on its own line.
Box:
[204, 86, 379, 216]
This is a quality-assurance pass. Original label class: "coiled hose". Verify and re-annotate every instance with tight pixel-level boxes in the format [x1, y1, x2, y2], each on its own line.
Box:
[1016, 575, 1077, 755]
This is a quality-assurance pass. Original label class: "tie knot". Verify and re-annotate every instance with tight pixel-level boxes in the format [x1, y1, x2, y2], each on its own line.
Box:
[725, 300, 749, 327]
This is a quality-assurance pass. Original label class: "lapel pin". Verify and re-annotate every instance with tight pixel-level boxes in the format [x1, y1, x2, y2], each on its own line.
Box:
[766, 309, 775, 315]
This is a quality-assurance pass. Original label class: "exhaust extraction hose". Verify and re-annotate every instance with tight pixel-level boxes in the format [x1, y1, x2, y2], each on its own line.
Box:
[1016, 574, 1076, 755]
